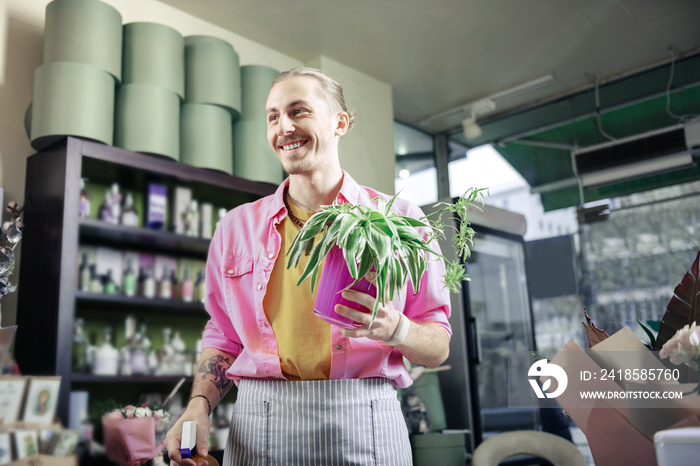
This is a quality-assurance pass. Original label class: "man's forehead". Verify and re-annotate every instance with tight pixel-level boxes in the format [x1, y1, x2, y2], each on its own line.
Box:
[266, 77, 325, 109]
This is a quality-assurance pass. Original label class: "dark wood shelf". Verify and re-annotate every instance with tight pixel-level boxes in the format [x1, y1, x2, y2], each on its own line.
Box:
[76, 291, 207, 315]
[80, 138, 277, 196]
[79, 218, 210, 258]
[16, 138, 275, 426]
[71, 374, 194, 384]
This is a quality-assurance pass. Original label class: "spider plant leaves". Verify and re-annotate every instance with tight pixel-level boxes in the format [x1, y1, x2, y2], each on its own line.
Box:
[356, 244, 375, 282]
[653, 249, 700, 351]
[286, 187, 486, 325]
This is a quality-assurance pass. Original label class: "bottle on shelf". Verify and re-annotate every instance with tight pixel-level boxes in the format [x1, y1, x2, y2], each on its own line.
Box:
[78, 253, 91, 292]
[120, 315, 136, 376]
[195, 268, 206, 303]
[158, 267, 172, 300]
[86, 330, 98, 373]
[102, 270, 118, 295]
[89, 265, 102, 294]
[99, 183, 122, 224]
[123, 259, 137, 297]
[181, 265, 193, 302]
[186, 199, 200, 237]
[137, 266, 146, 297]
[119, 346, 132, 376]
[72, 317, 88, 373]
[79, 178, 91, 219]
[201, 202, 213, 239]
[93, 327, 119, 376]
[143, 265, 156, 299]
[170, 269, 179, 299]
[130, 321, 152, 376]
[120, 192, 139, 227]
[171, 331, 187, 375]
[109, 183, 122, 225]
[98, 188, 112, 223]
[156, 327, 174, 375]
[216, 207, 227, 230]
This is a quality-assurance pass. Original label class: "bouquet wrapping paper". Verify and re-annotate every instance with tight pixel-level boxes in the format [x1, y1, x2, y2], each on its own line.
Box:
[550, 327, 700, 466]
[102, 416, 162, 466]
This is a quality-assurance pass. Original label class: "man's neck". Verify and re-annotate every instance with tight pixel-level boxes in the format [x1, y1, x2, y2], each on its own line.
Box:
[287, 166, 344, 211]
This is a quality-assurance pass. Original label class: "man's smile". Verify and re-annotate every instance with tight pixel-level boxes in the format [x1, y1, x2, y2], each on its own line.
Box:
[280, 140, 308, 152]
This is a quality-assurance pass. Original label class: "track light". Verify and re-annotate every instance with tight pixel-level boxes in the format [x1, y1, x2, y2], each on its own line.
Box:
[462, 117, 483, 141]
[580, 152, 694, 188]
[420, 74, 554, 126]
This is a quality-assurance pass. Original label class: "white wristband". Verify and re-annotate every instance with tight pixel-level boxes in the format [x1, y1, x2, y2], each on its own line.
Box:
[385, 312, 409, 346]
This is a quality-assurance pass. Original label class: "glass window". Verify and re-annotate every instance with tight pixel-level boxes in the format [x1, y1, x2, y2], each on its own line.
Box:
[394, 121, 437, 206]
[449, 144, 528, 198]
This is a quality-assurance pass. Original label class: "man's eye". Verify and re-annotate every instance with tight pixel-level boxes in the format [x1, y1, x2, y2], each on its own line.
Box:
[268, 115, 278, 122]
[293, 108, 307, 115]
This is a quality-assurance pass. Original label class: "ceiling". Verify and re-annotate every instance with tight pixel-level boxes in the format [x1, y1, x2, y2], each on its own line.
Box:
[159, 0, 700, 210]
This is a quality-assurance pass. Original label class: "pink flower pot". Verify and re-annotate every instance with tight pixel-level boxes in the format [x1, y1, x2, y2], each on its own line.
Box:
[314, 246, 377, 329]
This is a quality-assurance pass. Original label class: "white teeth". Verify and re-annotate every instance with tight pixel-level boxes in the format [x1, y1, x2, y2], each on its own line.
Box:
[282, 141, 303, 151]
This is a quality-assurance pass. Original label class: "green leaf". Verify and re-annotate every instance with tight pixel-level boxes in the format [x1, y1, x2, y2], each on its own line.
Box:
[646, 320, 661, 332]
[337, 215, 360, 247]
[356, 244, 374, 280]
[654, 250, 700, 351]
[637, 319, 656, 349]
[368, 225, 392, 265]
[398, 216, 430, 228]
[383, 193, 399, 216]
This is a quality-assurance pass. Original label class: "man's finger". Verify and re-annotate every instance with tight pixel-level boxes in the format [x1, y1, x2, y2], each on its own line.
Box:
[341, 290, 375, 310]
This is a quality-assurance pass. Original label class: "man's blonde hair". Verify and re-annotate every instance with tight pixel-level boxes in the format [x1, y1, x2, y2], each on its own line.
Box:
[272, 67, 356, 131]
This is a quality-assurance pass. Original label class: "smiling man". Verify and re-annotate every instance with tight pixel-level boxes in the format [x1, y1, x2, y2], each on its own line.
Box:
[165, 68, 451, 466]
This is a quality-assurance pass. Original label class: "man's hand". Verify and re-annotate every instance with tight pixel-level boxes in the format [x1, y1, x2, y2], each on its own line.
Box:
[164, 401, 211, 466]
[335, 272, 450, 367]
[334, 272, 401, 343]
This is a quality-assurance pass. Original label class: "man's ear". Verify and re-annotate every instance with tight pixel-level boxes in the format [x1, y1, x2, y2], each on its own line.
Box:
[335, 112, 349, 136]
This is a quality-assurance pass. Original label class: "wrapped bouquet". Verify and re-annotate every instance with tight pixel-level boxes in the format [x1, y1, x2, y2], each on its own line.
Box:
[546, 250, 700, 466]
[102, 404, 172, 466]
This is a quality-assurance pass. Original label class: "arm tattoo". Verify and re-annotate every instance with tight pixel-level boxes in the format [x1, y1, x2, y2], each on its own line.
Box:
[198, 354, 233, 397]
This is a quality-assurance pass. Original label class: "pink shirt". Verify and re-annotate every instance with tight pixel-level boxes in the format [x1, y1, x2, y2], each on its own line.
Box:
[201, 171, 451, 388]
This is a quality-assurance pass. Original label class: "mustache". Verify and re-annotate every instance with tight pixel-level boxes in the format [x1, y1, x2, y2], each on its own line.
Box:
[278, 135, 306, 146]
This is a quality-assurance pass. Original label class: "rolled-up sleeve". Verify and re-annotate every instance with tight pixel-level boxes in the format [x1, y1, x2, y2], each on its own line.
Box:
[201, 224, 244, 357]
[401, 204, 452, 336]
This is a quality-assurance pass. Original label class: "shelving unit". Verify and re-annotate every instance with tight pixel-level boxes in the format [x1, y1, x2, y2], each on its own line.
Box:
[15, 137, 277, 425]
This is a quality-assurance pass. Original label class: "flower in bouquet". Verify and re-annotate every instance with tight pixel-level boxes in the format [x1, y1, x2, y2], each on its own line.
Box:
[659, 322, 700, 394]
[659, 322, 700, 366]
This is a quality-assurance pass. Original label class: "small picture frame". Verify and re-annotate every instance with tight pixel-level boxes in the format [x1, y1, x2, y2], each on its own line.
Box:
[21, 377, 61, 425]
[13, 430, 39, 459]
[50, 430, 80, 457]
[0, 432, 11, 465]
[38, 429, 60, 455]
[0, 376, 28, 424]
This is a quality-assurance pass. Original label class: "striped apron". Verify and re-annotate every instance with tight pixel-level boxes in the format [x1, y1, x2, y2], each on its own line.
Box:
[224, 378, 413, 465]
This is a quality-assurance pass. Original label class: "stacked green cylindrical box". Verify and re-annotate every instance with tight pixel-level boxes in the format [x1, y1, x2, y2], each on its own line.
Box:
[30, 0, 122, 150]
[179, 35, 241, 174]
[233, 65, 283, 184]
[114, 22, 184, 161]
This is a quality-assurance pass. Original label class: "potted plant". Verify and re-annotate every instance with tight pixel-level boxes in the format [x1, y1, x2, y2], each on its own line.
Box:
[286, 188, 487, 328]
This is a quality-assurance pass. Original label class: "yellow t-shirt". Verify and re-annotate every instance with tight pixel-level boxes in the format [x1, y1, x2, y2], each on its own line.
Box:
[263, 200, 331, 380]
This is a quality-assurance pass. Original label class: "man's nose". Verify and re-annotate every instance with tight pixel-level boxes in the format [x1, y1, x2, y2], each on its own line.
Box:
[277, 114, 294, 135]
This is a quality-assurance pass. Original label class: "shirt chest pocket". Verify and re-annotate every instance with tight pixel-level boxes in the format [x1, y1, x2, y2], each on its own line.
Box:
[221, 255, 255, 305]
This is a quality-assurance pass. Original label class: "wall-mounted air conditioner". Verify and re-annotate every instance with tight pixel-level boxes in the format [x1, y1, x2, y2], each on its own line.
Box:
[572, 119, 700, 188]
